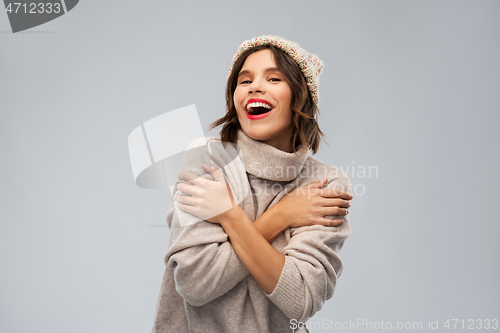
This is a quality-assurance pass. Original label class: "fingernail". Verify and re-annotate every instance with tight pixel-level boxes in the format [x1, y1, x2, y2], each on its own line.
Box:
[346, 209, 350, 214]
[349, 195, 353, 199]
[348, 203, 351, 207]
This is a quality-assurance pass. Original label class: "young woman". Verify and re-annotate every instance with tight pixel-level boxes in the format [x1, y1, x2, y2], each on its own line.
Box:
[152, 35, 353, 333]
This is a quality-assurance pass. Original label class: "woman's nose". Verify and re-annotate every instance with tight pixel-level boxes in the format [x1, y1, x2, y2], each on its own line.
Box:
[248, 78, 265, 94]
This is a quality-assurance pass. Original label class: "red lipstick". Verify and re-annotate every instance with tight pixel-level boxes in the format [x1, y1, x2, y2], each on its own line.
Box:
[245, 98, 274, 120]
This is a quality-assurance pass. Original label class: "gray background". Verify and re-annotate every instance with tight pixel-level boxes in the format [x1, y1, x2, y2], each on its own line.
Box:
[1, 1, 499, 332]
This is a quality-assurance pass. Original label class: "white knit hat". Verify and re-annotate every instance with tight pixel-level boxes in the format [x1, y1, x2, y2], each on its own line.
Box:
[228, 35, 324, 105]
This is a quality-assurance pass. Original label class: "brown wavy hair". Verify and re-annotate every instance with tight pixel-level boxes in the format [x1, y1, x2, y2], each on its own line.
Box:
[208, 45, 328, 156]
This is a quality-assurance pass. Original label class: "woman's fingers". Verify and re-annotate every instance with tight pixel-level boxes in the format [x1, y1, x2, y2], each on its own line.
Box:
[319, 188, 353, 200]
[316, 218, 345, 227]
[321, 206, 350, 216]
[178, 171, 207, 186]
[320, 198, 351, 208]
[175, 200, 196, 215]
[201, 163, 228, 184]
[174, 163, 234, 224]
[177, 182, 200, 196]
[201, 163, 216, 180]
[175, 191, 197, 206]
[201, 163, 213, 173]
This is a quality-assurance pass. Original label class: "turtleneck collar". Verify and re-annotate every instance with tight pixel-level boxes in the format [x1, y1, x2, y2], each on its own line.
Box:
[235, 128, 309, 181]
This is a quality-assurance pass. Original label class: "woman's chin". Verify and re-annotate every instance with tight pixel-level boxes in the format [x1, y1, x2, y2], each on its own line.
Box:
[240, 127, 271, 141]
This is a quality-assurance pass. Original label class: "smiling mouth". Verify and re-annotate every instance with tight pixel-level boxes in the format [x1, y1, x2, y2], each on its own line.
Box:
[245, 102, 274, 115]
[248, 106, 271, 115]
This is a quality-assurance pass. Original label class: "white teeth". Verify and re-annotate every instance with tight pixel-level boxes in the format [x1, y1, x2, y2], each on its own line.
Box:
[246, 102, 273, 111]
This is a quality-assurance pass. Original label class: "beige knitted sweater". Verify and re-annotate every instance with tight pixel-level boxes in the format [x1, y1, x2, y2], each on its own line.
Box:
[151, 128, 352, 333]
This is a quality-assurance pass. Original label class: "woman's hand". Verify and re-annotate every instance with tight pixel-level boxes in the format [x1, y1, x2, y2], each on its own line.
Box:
[174, 163, 236, 224]
[275, 178, 353, 228]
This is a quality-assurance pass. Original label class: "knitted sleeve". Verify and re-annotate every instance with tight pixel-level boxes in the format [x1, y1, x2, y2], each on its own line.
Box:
[265, 172, 352, 322]
[163, 184, 250, 307]
[161, 136, 253, 307]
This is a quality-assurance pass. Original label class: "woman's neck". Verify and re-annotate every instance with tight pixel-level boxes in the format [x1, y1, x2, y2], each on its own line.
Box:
[254, 127, 295, 153]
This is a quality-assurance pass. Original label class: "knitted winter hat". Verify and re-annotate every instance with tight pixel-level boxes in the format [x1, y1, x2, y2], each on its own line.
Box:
[228, 35, 324, 105]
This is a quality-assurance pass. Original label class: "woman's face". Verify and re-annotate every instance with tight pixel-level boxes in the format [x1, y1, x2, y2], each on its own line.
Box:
[233, 49, 294, 153]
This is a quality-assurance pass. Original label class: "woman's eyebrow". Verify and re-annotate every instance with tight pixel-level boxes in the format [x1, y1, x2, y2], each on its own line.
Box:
[238, 67, 281, 77]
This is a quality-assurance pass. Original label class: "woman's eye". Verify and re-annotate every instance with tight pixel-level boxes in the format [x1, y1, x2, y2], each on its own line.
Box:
[240, 80, 251, 84]
[269, 78, 281, 82]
